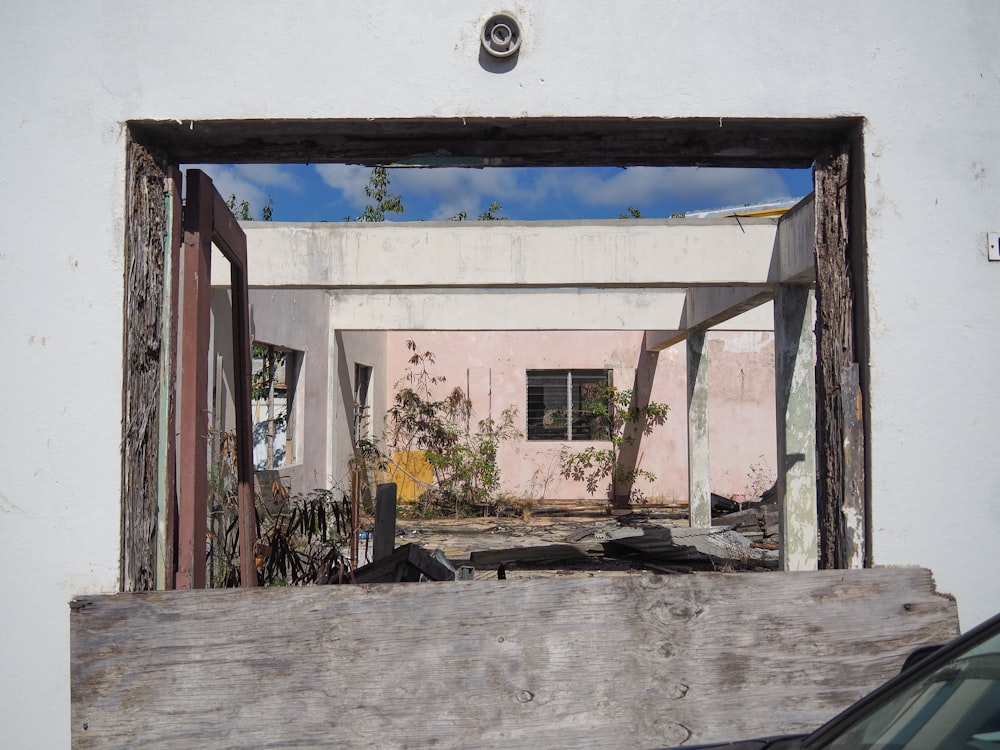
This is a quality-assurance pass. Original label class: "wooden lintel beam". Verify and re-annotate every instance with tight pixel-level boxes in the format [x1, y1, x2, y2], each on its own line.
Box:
[129, 116, 860, 168]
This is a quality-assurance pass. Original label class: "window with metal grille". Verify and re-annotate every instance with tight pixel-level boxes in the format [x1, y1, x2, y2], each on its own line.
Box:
[526, 369, 612, 441]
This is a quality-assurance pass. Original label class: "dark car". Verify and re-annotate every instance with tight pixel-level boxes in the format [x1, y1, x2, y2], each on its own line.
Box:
[666, 610, 1000, 750]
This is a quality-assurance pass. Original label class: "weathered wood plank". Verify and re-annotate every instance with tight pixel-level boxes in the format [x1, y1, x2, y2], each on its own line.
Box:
[814, 144, 866, 569]
[72, 568, 956, 749]
[129, 116, 859, 168]
[121, 139, 168, 592]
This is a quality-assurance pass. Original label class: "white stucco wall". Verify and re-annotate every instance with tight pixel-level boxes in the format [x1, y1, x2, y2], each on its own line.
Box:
[3, 1, 1000, 745]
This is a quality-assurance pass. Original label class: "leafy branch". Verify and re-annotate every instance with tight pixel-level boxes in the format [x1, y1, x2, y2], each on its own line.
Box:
[559, 382, 669, 504]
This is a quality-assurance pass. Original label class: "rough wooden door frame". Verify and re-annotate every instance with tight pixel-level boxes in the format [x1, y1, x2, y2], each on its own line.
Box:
[175, 169, 258, 589]
[120, 139, 170, 592]
[814, 143, 868, 569]
[122, 117, 868, 579]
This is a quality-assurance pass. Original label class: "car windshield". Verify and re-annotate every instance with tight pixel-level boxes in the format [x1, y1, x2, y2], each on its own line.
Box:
[817, 629, 1000, 750]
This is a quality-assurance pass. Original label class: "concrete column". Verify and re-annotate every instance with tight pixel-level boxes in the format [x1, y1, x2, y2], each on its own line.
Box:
[686, 331, 711, 528]
[774, 286, 818, 571]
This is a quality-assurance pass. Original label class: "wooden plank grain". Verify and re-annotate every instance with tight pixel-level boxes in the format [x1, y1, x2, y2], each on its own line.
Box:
[71, 568, 957, 750]
[121, 139, 168, 593]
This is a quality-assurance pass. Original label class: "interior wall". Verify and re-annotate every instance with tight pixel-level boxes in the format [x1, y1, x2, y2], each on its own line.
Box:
[333, 330, 390, 494]
[5, 2, 1000, 746]
[211, 288, 334, 494]
[248, 290, 333, 493]
[383, 330, 776, 504]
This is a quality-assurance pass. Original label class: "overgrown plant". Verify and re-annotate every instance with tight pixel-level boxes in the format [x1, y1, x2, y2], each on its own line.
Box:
[226, 193, 274, 221]
[254, 485, 352, 585]
[745, 457, 776, 500]
[385, 340, 521, 517]
[344, 166, 404, 222]
[559, 382, 669, 505]
[208, 428, 351, 586]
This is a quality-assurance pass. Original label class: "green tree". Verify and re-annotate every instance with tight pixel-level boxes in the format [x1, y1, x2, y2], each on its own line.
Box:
[559, 382, 669, 505]
[448, 201, 506, 222]
[226, 194, 274, 221]
[385, 340, 521, 517]
[478, 201, 507, 221]
[346, 166, 404, 222]
[619, 206, 643, 219]
[251, 344, 288, 470]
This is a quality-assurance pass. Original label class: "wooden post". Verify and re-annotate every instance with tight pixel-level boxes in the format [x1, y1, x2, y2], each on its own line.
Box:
[350, 467, 361, 570]
[176, 170, 259, 588]
[840, 365, 865, 568]
[175, 170, 213, 590]
[121, 139, 169, 592]
[814, 145, 866, 569]
[374, 483, 397, 561]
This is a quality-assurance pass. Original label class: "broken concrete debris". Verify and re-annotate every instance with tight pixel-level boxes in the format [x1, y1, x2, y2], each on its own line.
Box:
[326, 517, 777, 583]
[331, 543, 456, 584]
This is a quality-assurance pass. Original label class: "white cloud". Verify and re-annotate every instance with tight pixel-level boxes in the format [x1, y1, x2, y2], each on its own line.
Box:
[185, 164, 267, 216]
[233, 164, 301, 190]
[556, 167, 794, 211]
[183, 164, 302, 219]
[313, 164, 373, 214]
[391, 168, 523, 220]
[378, 166, 801, 219]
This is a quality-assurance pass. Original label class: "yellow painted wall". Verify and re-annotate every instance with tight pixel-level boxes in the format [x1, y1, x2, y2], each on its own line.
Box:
[387, 450, 435, 503]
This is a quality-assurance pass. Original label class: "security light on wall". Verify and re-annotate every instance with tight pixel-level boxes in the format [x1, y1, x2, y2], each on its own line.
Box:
[482, 13, 521, 58]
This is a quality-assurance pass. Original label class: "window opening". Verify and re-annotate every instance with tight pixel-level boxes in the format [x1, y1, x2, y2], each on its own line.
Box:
[125, 117, 866, 588]
[526, 369, 612, 441]
[252, 344, 300, 470]
[354, 363, 373, 446]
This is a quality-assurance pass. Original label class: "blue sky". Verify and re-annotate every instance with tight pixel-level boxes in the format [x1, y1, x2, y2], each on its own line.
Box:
[188, 163, 814, 222]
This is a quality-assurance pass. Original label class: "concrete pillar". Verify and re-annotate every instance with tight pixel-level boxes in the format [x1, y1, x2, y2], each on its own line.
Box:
[774, 286, 818, 571]
[686, 331, 711, 528]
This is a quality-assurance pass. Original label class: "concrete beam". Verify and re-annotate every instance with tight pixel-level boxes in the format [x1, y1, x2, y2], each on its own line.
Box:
[214, 220, 780, 289]
[645, 288, 773, 350]
[771, 195, 816, 284]
[645, 330, 686, 351]
[329, 287, 688, 330]
[683, 285, 774, 331]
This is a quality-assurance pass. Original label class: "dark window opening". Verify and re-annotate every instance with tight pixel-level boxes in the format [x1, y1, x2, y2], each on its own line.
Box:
[251, 344, 301, 470]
